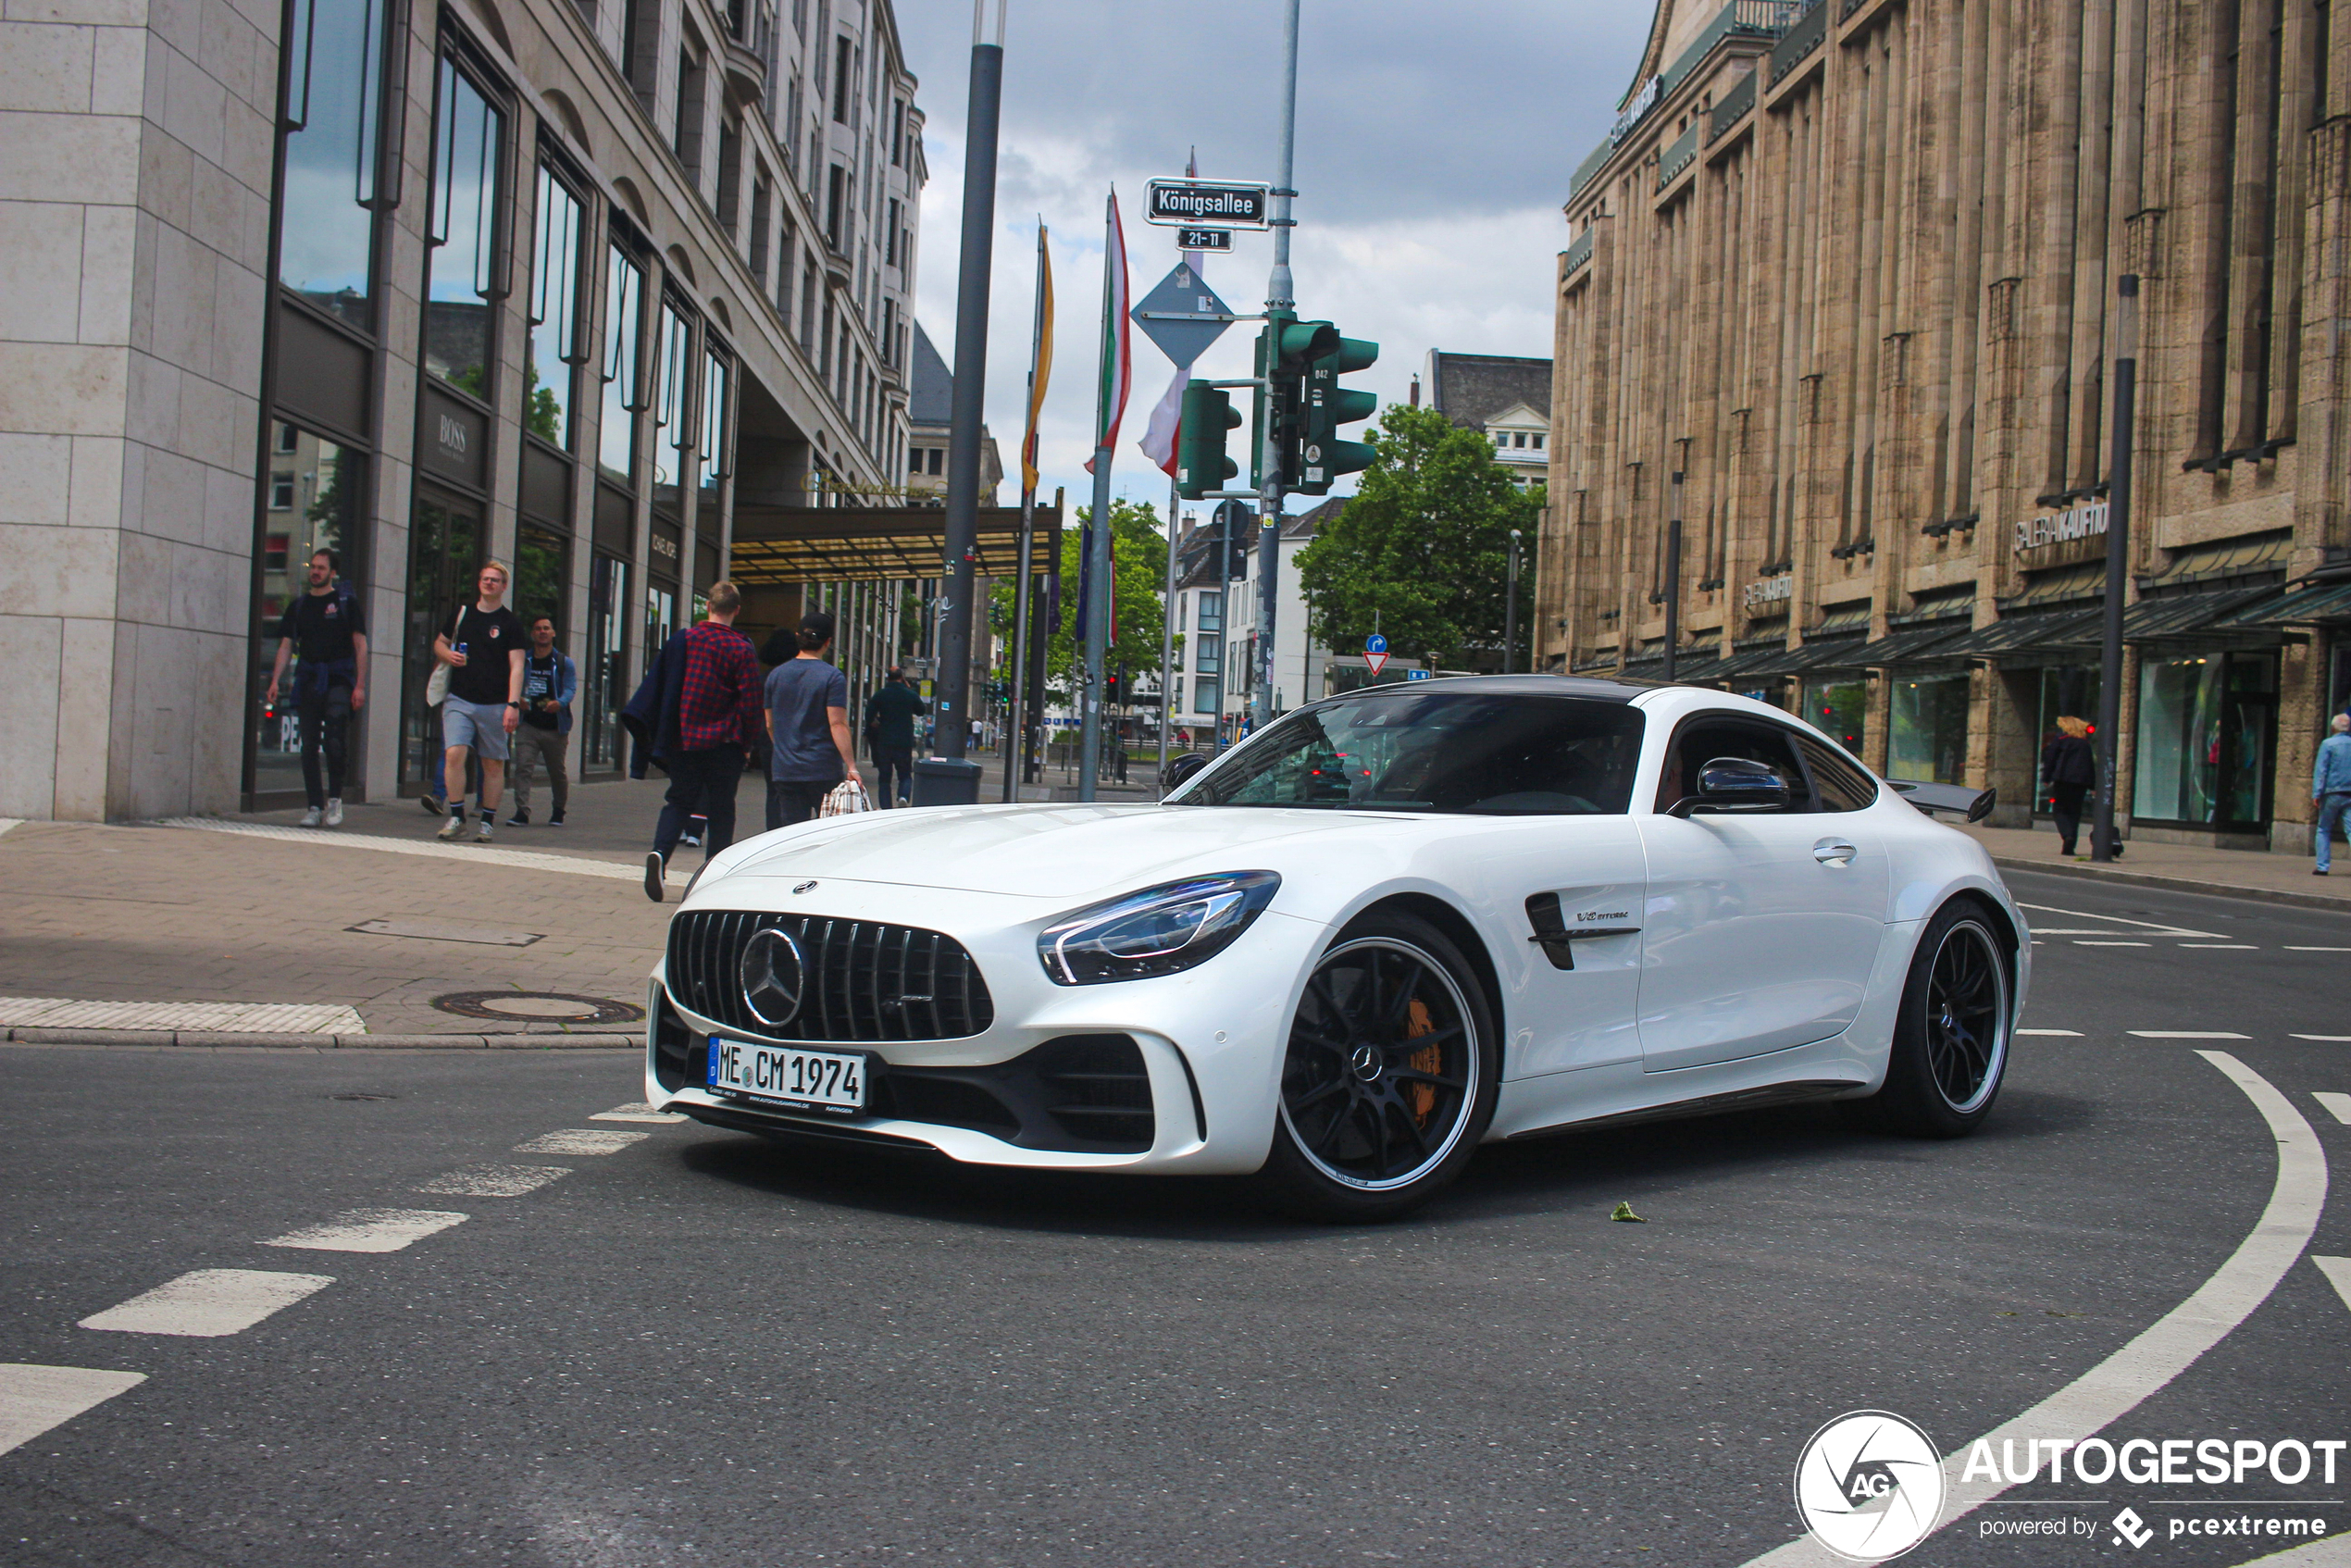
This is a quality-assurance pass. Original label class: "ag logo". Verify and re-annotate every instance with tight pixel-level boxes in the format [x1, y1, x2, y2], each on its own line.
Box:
[1793, 1410, 1946, 1562]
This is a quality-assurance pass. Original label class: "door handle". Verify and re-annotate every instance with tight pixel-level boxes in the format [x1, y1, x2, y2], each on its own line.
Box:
[1813, 839, 1858, 866]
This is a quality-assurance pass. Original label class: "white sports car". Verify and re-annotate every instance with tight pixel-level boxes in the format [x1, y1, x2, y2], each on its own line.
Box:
[645, 677, 2027, 1219]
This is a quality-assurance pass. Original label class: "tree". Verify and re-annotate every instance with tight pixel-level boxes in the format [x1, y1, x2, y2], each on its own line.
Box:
[1294, 402, 1541, 672]
[989, 496, 1174, 708]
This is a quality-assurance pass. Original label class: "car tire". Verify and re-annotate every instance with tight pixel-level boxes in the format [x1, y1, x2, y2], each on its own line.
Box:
[1257, 908, 1501, 1223]
[1846, 899, 2014, 1139]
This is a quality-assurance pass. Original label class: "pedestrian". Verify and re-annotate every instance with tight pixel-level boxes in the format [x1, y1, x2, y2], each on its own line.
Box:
[2041, 715, 2097, 858]
[431, 560, 527, 842]
[506, 614, 575, 827]
[2315, 712, 2351, 877]
[765, 610, 862, 831]
[263, 548, 367, 828]
[863, 666, 928, 808]
[641, 580, 763, 902]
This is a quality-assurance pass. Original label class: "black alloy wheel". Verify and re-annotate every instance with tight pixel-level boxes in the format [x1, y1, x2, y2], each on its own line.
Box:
[1261, 909, 1499, 1221]
[1847, 900, 2013, 1138]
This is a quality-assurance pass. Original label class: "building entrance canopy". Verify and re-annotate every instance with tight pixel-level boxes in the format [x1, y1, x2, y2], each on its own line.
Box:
[728, 505, 1063, 584]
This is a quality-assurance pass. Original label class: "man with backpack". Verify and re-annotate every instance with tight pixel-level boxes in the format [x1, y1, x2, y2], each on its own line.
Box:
[506, 614, 576, 827]
[264, 548, 367, 828]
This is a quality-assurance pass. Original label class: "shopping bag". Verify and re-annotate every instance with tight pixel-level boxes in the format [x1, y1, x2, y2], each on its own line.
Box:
[424, 661, 450, 707]
[820, 778, 872, 817]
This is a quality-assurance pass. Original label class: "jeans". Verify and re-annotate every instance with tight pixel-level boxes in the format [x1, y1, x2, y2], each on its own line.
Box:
[297, 681, 352, 808]
[509, 725, 569, 815]
[767, 778, 833, 831]
[873, 744, 914, 806]
[654, 746, 745, 862]
[2050, 782, 2089, 854]
[2320, 792, 2350, 874]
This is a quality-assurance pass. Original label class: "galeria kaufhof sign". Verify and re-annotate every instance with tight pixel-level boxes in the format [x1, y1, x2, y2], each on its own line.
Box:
[2014, 501, 2108, 552]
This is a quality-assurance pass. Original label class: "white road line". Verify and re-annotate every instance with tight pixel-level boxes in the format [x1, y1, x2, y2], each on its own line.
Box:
[2076, 940, 2151, 947]
[2018, 1028, 2084, 1037]
[80, 1269, 333, 1338]
[2021, 928, 2128, 936]
[2229, 1525, 2351, 1564]
[2015, 900, 2225, 939]
[1739, 1051, 2326, 1567]
[0, 996, 364, 1034]
[2316, 1257, 2351, 1313]
[150, 816, 687, 884]
[416, 1164, 571, 1197]
[514, 1129, 650, 1155]
[2315, 1094, 2351, 1126]
[2179, 943, 2260, 950]
[590, 1102, 686, 1124]
[2286, 947, 2351, 952]
[2293, 1035, 2351, 1043]
[2130, 1029, 2254, 1039]
[0, 1364, 146, 1457]
[262, 1208, 469, 1253]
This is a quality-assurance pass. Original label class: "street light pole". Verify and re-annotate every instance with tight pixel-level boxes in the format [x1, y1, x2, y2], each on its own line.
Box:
[2093, 275, 2138, 864]
[925, 0, 1006, 803]
[1503, 529, 1522, 674]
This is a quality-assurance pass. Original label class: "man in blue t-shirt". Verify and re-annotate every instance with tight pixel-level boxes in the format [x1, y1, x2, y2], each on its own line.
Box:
[764, 611, 863, 829]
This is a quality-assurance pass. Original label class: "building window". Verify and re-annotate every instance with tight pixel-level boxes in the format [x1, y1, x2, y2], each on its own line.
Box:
[715, 116, 741, 235]
[825, 164, 846, 249]
[927, 446, 942, 475]
[1532, 433, 1545, 450]
[277, 421, 300, 454]
[598, 242, 646, 484]
[1193, 678, 1219, 715]
[832, 34, 852, 121]
[676, 48, 707, 185]
[2133, 652, 2278, 827]
[700, 349, 729, 492]
[277, 0, 389, 332]
[890, 97, 904, 164]
[1197, 590, 1222, 633]
[622, 0, 658, 113]
[651, 296, 696, 491]
[748, 173, 771, 282]
[526, 163, 586, 450]
[886, 198, 900, 265]
[423, 56, 506, 401]
[907, 445, 923, 475]
[270, 473, 295, 510]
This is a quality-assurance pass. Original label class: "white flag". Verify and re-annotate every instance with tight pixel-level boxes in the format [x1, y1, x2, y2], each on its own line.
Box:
[1138, 363, 1188, 479]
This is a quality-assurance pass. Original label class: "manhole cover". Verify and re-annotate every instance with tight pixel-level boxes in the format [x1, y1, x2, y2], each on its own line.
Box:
[429, 991, 645, 1025]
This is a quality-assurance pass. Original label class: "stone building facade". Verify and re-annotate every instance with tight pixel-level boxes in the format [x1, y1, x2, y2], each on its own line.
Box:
[1, 0, 927, 818]
[1543, 0, 2351, 851]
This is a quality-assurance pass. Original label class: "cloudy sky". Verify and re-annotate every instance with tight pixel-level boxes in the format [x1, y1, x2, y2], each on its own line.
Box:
[892, 0, 1650, 523]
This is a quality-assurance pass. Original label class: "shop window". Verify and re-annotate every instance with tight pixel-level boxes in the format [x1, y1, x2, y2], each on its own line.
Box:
[399, 489, 480, 788]
[644, 579, 678, 673]
[526, 164, 586, 449]
[1888, 674, 1970, 785]
[423, 56, 506, 400]
[277, 0, 389, 330]
[515, 522, 566, 631]
[598, 243, 646, 483]
[2034, 667, 2103, 814]
[1802, 678, 1865, 753]
[251, 437, 364, 802]
[583, 552, 629, 769]
[2133, 653, 2277, 828]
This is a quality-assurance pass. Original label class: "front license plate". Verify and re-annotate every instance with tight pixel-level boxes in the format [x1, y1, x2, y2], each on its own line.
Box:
[706, 1037, 868, 1112]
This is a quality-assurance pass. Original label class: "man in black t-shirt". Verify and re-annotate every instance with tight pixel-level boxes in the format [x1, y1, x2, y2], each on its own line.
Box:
[265, 548, 367, 828]
[430, 561, 527, 843]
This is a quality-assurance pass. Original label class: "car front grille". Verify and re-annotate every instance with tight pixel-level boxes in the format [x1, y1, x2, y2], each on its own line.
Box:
[665, 909, 994, 1042]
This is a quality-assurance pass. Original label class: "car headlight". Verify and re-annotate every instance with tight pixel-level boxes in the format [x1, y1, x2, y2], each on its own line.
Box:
[1038, 871, 1281, 985]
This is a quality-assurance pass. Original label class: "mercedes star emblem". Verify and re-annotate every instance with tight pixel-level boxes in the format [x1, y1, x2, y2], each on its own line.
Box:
[793, 880, 819, 894]
[740, 926, 806, 1028]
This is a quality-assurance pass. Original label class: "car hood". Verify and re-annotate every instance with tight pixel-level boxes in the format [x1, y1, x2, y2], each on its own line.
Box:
[716, 803, 1428, 900]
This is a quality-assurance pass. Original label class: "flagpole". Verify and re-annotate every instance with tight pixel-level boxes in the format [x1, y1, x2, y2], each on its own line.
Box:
[1004, 224, 1050, 803]
[1158, 477, 1180, 793]
[1080, 192, 1120, 803]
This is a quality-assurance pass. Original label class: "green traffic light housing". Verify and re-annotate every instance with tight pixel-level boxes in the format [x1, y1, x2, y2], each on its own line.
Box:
[1176, 380, 1241, 501]
[1296, 334, 1380, 495]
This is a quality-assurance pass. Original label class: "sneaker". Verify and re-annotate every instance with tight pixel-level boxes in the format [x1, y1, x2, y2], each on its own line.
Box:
[475, 820, 494, 843]
[325, 799, 343, 828]
[547, 809, 566, 827]
[507, 809, 529, 826]
[2318, 868, 2330, 877]
[421, 793, 445, 817]
[299, 806, 322, 828]
[643, 851, 665, 903]
[437, 811, 466, 841]
[679, 831, 703, 848]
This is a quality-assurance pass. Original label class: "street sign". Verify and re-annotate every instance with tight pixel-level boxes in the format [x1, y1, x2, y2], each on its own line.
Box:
[1365, 633, 1387, 654]
[1177, 228, 1233, 251]
[1365, 651, 1389, 678]
[1145, 179, 1272, 230]
[1406, 668, 1432, 680]
[1130, 263, 1236, 368]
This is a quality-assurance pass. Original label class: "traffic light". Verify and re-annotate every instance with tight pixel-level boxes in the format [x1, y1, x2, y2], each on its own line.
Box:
[1251, 313, 1340, 489]
[1176, 380, 1240, 500]
[1296, 335, 1379, 496]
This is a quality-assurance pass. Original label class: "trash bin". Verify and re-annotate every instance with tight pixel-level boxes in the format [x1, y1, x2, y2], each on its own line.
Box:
[910, 756, 983, 806]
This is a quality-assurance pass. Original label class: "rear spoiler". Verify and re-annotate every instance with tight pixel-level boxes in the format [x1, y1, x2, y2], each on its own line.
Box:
[1885, 778, 1997, 824]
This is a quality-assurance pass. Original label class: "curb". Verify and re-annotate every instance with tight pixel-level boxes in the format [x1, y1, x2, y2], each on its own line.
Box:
[1988, 855, 2351, 915]
[3, 1027, 642, 1050]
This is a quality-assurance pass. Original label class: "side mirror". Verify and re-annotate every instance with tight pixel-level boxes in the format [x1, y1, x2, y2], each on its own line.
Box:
[1671, 756, 1791, 816]
[1161, 752, 1211, 793]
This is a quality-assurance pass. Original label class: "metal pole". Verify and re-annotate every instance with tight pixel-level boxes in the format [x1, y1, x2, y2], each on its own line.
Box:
[2093, 275, 2137, 864]
[927, 1, 1006, 800]
[1079, 195, 1117, 803]
[1503, 529, 1522, 674]
[1663, 469, 1683, 684]
[1158, 480, 1179, 792]
[1001, 228, 1049, 803]
[1252, 0, 1301, 734]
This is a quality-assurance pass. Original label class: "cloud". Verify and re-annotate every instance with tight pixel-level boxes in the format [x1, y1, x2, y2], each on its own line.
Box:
[896, 0, 1645, 517]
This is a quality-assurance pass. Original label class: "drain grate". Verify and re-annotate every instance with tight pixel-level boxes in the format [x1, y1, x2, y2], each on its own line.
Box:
[429, 991, 644, 1025]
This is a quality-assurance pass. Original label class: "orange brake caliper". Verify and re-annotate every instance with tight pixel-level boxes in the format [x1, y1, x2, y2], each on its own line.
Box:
[1405, 998, 1439, 1123]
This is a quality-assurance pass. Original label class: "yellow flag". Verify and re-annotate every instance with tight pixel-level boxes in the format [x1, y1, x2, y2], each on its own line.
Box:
[1021, 226, 1053, 500]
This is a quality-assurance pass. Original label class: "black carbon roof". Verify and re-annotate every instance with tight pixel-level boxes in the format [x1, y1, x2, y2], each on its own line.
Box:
[1315, 674, 1662, 704]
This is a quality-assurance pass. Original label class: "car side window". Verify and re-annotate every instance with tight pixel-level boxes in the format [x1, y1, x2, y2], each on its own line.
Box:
[1797, 736, 1879, 813]
[1653, 716, 1810, 814]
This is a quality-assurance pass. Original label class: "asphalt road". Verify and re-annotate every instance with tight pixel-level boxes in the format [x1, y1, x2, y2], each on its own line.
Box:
[1, 872, 2345, 1567]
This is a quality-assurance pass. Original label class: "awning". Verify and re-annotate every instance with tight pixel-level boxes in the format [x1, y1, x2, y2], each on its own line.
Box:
[2001, 558, 2108, 612]
[2136, 529, 2293, 592]
[1780, 632, 1872, 676]
[2121, 585, 2279, 641]
[1933, 606, 2108, 659]
[1844, 621, 1972, 666]
[2217, 577, 2351, 628]
[1810, 602, 1872, 636]
[728, 504, 1062, 583]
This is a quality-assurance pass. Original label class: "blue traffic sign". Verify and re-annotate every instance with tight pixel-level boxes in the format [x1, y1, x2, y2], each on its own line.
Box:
[1405, 667, 1431, 680]
[1365, 633, 1387, 654]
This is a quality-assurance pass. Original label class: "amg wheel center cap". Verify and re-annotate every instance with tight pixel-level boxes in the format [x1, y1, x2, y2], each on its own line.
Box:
[1349, 1044, 1383, 1083]
[740, 926, 806, 1028]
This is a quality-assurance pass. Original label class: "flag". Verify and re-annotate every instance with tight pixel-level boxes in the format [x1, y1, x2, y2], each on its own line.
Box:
[1138, 364, 1186, 479]
[1081, 191, 1131, 474]
[1020, 225, 1053, 502]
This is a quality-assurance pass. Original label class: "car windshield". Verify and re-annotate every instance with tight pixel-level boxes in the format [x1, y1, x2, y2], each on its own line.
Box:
[1173, 692, 1646, 815]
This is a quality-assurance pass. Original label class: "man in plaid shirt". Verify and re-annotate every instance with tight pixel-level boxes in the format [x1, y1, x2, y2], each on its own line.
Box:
[644, 580, 764, 902]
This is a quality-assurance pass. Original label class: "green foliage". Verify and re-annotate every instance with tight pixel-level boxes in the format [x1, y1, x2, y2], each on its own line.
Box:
[989, 497, 1175, 704]
[1293, 403, 1542, 671]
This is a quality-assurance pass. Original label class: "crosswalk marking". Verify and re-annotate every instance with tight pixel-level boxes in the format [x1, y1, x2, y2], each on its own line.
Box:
[263, 1209, 469, 1253]
[2314, 1093, 2351, 1126]
[415, 1164, 570, 1197]
[2316, 1258, 2351, 1317]
[80, 1269, 333, 1338]
[514, 1129, 650, 1155]
[590, 1102, 687, 1124]
[0, 1364, 146, 1457]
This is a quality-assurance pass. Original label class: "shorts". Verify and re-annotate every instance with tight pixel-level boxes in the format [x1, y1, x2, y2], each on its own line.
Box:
[442, 696, 511, 762]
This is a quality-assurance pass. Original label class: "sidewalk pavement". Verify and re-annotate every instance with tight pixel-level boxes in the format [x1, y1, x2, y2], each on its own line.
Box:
[1959, 819, 2351, 912]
